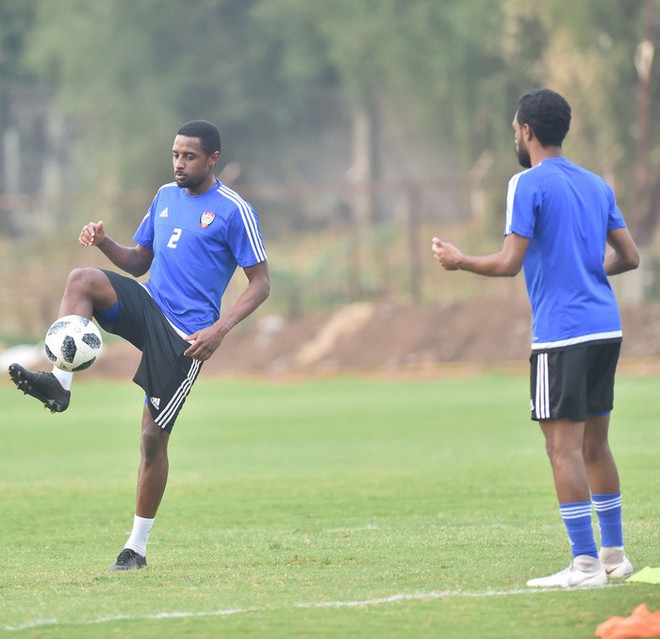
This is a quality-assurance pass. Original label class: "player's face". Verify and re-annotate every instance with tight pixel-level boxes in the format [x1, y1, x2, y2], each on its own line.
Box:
[172, 135, 218, 194]
[512, 114, 531, 169]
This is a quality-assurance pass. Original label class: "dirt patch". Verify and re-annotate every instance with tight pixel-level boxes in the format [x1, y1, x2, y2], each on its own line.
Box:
[83, 298, 660, 378]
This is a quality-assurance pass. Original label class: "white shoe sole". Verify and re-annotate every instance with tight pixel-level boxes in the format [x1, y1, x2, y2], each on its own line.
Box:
[527, 573, 608, 588]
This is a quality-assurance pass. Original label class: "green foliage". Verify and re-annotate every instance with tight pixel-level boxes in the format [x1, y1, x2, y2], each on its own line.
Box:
[0, 0, 37, 80]
[0, 374, 658, 638]
[12, 0, 656, 190]
[21, 0, 336, 189]
[254, 0, 514, 163]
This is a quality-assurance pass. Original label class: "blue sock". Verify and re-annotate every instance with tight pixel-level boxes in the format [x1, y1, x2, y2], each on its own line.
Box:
[593, 492, 623, 547]
[559, 501, 597, 558]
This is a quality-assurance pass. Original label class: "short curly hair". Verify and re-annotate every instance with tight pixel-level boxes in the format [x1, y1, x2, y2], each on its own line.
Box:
[516, 89, 571, 148]
[177, 120, 221, 156]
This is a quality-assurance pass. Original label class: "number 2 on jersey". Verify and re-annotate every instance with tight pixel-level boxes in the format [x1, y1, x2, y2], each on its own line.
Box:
[167, 228, 182, 249]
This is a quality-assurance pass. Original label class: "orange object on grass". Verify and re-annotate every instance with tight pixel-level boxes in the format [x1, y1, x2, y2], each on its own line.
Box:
[595, 604, 660, 639]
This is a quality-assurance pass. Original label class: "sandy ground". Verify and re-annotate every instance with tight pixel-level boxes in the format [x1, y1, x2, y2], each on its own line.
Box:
[57, 298, 660, 379]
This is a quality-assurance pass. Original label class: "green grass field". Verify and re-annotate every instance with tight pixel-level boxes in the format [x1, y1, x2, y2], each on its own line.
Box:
[0, 371, 658, 638]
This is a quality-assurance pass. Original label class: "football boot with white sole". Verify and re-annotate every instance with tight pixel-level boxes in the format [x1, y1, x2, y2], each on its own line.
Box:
[527, 555, 608, 588]
[600, 546, 634, 580]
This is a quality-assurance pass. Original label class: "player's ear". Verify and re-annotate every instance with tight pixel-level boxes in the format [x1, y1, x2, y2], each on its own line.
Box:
[522, 123, 534, 142]
[209, 151, 220, 167]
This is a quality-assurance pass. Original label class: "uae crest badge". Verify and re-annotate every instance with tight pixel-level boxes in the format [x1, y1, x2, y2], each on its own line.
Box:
[200, 211, 216, 228]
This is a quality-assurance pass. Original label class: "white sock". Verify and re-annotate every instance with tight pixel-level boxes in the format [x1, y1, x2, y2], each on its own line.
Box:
[124, 515, 154, 557]
[51, 367, 73, 391]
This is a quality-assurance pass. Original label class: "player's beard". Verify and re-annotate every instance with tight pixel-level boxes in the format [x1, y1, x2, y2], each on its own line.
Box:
[515, 140, 531, 168]
[175, 172, 204, 190]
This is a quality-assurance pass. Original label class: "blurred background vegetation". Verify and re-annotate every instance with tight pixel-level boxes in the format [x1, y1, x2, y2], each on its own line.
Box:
[0, 0, 658, 341]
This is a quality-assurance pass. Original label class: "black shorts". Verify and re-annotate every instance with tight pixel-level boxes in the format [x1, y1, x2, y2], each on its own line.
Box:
[93, 270, 202, 433]
[529, 341, 621, 422]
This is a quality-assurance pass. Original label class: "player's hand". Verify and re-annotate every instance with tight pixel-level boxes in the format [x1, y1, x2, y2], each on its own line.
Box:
[184, 325, 226, 361]
[432, 236, 461, 271]
[79, 220, 106, 247]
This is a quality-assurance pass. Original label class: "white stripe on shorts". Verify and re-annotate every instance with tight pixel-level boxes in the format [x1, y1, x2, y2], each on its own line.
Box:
[534, 353, 550, 420]
[155, 358, 202, 429]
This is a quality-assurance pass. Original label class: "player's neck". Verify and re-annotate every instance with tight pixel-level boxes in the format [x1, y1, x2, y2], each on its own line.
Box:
[186, 176, 218, 196]
[531, 145, 562, 167]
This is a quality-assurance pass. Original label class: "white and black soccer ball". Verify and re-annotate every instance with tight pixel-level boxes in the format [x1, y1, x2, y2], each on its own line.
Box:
[44, 315, 103, 372]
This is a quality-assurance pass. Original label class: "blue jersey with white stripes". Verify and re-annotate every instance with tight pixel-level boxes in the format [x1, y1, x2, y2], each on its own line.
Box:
[504, 157, 626, 351]
[133, 179, 267, 334]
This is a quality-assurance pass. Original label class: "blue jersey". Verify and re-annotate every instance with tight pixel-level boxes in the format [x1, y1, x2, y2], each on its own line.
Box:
[133, 180, 267, 334]
[504, 157, 626, 351]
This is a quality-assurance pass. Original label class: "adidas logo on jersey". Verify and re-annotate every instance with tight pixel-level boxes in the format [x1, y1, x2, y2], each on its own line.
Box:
[159, 208, 169, 218]
[149, 397, 161, 410]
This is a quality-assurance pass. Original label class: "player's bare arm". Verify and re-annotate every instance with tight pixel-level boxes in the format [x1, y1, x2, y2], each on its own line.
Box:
[432, 232, 529, 277]
[184, 260, 271, 361]
[79, 220, 154, 277]
[604, 227, 640, 276]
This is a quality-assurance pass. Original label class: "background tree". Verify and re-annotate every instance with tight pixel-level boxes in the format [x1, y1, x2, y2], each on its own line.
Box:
[21, 0, 657, 214]
[0, 0, 36, 82]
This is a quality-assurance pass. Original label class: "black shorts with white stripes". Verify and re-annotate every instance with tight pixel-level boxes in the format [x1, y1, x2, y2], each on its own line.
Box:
[94, 270, 202, 433]
[529, 341, 621, 422]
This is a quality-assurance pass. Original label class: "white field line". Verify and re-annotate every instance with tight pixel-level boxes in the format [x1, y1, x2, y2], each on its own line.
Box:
[3, 584, 626, 631]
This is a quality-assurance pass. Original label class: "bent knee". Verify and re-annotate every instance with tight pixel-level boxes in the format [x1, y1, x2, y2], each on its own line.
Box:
[65, 268, 116, 309]
[66, 268, 103, 295]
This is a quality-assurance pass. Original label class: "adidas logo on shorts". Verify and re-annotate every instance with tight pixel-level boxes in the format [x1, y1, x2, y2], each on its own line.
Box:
[149, 397, 161, 410]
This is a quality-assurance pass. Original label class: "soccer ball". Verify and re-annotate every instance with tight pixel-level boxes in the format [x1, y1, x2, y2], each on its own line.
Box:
[44, 315, 103, 372]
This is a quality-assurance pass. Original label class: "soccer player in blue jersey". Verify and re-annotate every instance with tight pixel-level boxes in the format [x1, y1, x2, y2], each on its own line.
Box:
[432, 89, 640, 588]
[9, 120, 270, 570]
